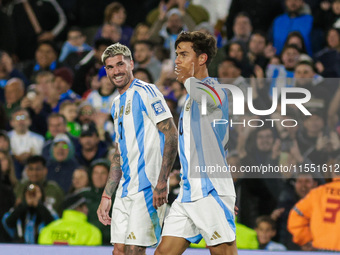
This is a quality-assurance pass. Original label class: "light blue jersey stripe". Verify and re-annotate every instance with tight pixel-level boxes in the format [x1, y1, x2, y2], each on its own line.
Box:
[147, 85, 157, 97]
[118, 93, 131, 197]
[132, 91, 152, 191]
[179, 110, 191, 202]
[211, 189, 236, 233]
[186, 234, 203, 244]
[143, 187, 162, 244]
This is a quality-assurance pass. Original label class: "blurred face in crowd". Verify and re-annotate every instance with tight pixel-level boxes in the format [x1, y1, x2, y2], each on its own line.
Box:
[10, 110, 31, 134]
[134, 43, 152, 65]
[54, 76, 70, 95]
[79, 133, 100, 151]
[101, 76, 115, 95]
[332, 1, 340, 15]
[26, 161, 47, 183]
[294, 63, 314, 86]
[110, 7, 126, 25]
[95, 45, 110, 62]
[287, 36, 303, 51]
[102, 23, 122, 43]
[233, 15, 252, 38]
[0, 151, 9, 172]
[48, 116, 67, 137]
[92, 165, 109, 188]
[78, 105, 94, 124]
[228, 43, 243, 61]
[0, 136, 10, 152]
[281, 47, 300, 70]
[256, 129, 274, 152]
[303, 115, 324, 137]
[60, 104, 78, 123]
[218, 60, 241, 79]
[67, 31, 85, 47]
[171, 80, 184, 99]
[53, 141, 69, 162]
[285, 0, 304, 13]
[327, 29, 340, 49]
[167, 14, 183, 34]
[72, 168, 89, 190]
[249, 34, 266, 55]
[255, 222, 276, 245]
[135, 24, 150, 41]
[133, 70, 151, 83]
[104, 55, 134, 92]
[5, 80, 25, 104]
[294, 174, 316, 198]
[36, 73, 54, 99]
[35, 44, 57, 68]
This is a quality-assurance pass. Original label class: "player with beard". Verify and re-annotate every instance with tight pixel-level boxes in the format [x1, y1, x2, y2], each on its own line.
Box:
[97, 43, 178, 255]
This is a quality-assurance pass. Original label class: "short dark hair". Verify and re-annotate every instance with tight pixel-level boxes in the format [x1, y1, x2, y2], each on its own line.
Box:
[221, 57, 242, 70]
[255, 215, 276, 230]
[175, 31, 217, 67]
[281, 44, 301, 55]
[26, 155, 46, 167]
[133, 68, 154, 83]
[11, 107, 29, 120]
[47, 113, 67, 125]
[94, 38, 114, 50]
[295, 60, 316, 73]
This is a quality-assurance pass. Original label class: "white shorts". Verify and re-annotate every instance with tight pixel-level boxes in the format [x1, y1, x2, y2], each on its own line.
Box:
[111, 187, 166, 247]
[162, 190, 236, 246]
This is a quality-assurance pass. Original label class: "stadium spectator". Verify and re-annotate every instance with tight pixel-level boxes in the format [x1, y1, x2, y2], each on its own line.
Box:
[46, 133, 79, 193]
[0, 130, 10, 152]
[94, 2, 133, 47]
[14, 155, 64, 215]
[229, 12, 253, 49]
[20, 84, 52, 136]
[0, 52, 29, 87]
[8, 107, 45, 178]
[133, 40, 162, 82]
[2, 182, 58, 243]
[59, 27, 92, 63]
[315, 0, 340, 30]
[35, 71, 55, 102]
[85, 66, 119, 114]
[0, 164, 15, 243]
[0, 150, 17, 188]
[38, 192, 102, 245]
[226, 0, 283, 39]
[59, 101, 82, 137]
[52, 67, 80, 112]
[72, 38, 113, 97]
[75, 123, 108, 168]
[247, 32, 270, 70]
[255, 215, 287, 251]
[269, 0, 313, 55]
[68, 166, 90, 194]
[287, 158, 340, 251]
[133, 67, 154, 84]
[314, 28, 340, 78]
[22, 41, 59, 83]
[83, 158, 111, 245]
[271, 171, 318, 250]
[130, 23, 151, 46]
[4, 78, 25, 119]
[283, 31, 308, 55]
[7, 0, 66, 61]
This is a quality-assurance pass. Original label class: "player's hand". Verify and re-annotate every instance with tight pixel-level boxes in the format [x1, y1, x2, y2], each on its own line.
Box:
[97, 197, 112, 225]
[153, 181, 168, 209]
[175, 62, 194, 84]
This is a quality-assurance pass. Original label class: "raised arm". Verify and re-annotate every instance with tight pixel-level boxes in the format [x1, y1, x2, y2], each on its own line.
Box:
[153, 118, 178, 209]
[97, 143, 122, 225]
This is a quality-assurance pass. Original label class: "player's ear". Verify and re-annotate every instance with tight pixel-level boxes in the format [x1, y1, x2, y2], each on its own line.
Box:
[130, 59, 134, 70]
[198, 53, 208, 66]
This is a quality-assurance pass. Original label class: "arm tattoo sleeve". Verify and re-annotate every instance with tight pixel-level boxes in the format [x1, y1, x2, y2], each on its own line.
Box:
[104, 144, 122, 196]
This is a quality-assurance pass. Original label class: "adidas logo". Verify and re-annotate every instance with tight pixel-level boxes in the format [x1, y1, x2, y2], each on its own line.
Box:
[127, 232, 136, 240]
[210, 231, 221, 240]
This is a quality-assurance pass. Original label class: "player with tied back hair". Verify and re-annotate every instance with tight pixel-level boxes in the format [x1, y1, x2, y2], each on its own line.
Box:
[155, 31, 238, 255]
[97, 42, 178, 255]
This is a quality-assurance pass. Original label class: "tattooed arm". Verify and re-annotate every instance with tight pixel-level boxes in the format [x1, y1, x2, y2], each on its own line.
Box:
[153, 118, 178, 209]
[97, 143, 122, 225]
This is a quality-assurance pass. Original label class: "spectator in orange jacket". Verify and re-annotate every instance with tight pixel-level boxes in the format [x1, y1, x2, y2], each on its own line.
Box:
[287, 161, 340, 251]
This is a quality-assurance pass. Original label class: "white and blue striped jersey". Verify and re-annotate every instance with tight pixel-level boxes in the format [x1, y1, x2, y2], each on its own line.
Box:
[177, 77, 236, 203]
[111, 79, 172, 198]
[86, 89, 119, 114]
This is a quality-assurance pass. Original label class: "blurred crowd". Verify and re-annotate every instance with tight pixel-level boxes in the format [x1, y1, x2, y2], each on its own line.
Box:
[0, 0, 340, 251]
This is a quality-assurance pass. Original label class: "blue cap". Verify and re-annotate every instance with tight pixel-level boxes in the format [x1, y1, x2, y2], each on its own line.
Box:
[98, 66, 107, 81]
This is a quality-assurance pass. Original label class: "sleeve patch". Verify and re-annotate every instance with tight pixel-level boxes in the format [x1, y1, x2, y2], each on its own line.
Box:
[151, 100, 166, 115]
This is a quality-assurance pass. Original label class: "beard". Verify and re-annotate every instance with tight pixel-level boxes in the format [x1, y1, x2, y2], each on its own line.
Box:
[108, 71, 131, 89]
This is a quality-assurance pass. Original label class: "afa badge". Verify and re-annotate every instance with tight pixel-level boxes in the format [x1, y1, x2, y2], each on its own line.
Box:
[151, 100, 166, 116]
[125, 100, 131, 115]
[119, 106, 124, 117]
[185, 99, 192, 111]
